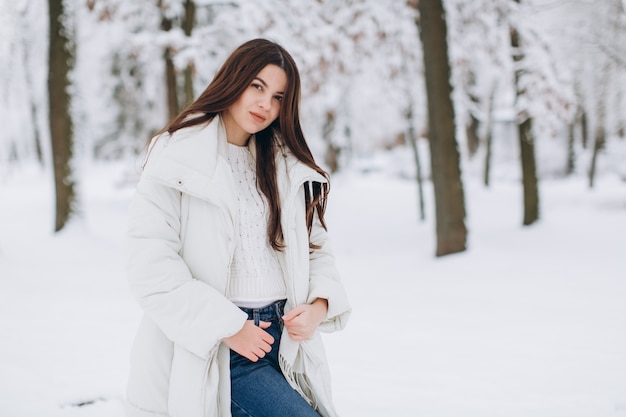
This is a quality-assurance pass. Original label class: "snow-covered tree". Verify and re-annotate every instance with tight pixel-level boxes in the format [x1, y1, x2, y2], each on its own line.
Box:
[0, 0, 49, 171]
[48, 0, 76, 231]
[418, 0, 467, 256]
[3, 0, 626, 183]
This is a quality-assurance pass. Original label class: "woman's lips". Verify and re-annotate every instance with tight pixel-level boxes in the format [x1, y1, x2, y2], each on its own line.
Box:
[250, 112, 266, 123]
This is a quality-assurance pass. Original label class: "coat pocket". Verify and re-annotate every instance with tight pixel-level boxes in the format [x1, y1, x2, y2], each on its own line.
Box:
[168, 344, 219, 417]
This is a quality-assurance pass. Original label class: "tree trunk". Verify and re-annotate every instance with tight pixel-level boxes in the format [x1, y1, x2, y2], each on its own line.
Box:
[617, 90, 625, 139]
[580, 108, 589, 149]
[519, 118, 539, 225]
[483, 82, 496, 187]
[566, 114, 576, 175]
[160, 1, 179, 120]
[323, 110, 340, 173]
[465, 70, 480, 158]
[466, 111, 480, 158]
[483, 128, 493, 187]
[588, 125, 605, 188]
[164, 44, 178, 121]
[417, 0, 467, 256]
[510, 8, 539, 226]
[48, 0, 76, 232]
[406, 103, 426, 222]
[183, 0, 196, 107]
[588, 62, 609, 188]
[589, 106, 606, 188]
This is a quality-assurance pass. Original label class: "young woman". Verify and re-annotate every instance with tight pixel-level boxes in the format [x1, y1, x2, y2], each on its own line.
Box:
[125, 39, 351, 417]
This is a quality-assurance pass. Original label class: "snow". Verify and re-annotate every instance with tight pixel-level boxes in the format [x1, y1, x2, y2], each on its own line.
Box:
[1, 152, 625, 417]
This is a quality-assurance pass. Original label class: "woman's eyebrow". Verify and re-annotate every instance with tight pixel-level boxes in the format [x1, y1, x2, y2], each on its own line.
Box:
[254, 77, 284, 94]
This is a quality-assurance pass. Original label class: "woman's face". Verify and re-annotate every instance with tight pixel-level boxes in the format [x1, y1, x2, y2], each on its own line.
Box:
[223, 64, 287, 146]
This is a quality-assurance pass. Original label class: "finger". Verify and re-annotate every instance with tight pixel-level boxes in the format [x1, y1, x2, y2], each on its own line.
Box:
[260, 341, 273, 353]
[254, 347, 267, 359]
[259, 335, 273, 348]
[262, 333, 275, 345]
[282, 307, 304, 321]
[284, 315, 306, 328]
[259, 320, 272, 329]
[283, 320, 301, 333]
[255, 325, 274, 344]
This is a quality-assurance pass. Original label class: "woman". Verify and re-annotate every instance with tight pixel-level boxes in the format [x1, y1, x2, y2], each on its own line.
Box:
[125, 38, 351, 417]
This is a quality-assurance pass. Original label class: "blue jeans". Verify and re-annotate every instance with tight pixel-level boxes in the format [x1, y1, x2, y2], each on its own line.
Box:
[230, 300, 321, 417]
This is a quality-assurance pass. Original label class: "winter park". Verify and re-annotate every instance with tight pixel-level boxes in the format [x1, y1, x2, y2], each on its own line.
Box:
[1, 1, 626, 417]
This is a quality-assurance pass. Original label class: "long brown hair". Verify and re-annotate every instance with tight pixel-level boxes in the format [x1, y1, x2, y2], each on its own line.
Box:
[159, 38, 329, 250]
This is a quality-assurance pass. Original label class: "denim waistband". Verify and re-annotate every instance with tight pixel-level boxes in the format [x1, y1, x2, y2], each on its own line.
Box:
[238, 299, 286, 326]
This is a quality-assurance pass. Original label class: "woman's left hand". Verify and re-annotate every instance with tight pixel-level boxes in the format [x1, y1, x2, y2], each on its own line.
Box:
[282, 298, 328, 341]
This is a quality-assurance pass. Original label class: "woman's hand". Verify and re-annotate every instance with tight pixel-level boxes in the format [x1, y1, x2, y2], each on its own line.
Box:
[282, 298, 328, 341]
[222, 320, 274, 362]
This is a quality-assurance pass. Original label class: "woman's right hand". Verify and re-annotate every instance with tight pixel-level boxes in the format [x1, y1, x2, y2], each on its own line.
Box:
[222, 320, 274, 362]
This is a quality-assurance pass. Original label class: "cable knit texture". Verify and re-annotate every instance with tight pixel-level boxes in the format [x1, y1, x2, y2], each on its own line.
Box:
[226, 142, 286, 308]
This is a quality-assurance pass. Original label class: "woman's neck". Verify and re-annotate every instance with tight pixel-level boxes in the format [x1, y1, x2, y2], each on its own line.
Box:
[221, 111, 250, 146]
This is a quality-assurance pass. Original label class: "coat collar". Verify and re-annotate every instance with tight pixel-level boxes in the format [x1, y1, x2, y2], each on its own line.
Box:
[143, 115, 226, 180]
[142, 115, 327, 203]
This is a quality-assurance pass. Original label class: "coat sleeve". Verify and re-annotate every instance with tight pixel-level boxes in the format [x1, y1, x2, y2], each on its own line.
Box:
[126, 174, 247, 359]
[306, 209, 351, 333]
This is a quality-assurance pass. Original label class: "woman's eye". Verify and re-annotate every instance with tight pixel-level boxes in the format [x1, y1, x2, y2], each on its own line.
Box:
[274, 95, 283, 102]
[251, 83, 262, 91]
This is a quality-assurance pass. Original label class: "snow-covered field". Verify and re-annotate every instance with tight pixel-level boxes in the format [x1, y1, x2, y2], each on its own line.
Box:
[1, 155, 625, 417]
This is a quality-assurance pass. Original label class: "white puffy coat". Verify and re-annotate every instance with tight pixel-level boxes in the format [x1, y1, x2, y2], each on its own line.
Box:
[125, 117, 351, 417]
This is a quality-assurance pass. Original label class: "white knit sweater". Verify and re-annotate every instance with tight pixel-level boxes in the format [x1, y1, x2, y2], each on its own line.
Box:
[226, 143, 286, 308]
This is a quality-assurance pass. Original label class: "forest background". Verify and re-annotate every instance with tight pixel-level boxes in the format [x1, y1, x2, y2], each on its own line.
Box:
[3, 0, 626, 226]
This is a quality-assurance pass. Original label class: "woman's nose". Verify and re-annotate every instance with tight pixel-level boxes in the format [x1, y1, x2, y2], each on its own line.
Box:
[258, 95, 271, 110]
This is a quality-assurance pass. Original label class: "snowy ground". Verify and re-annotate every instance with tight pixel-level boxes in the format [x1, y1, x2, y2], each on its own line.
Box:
[1, 155, 625, 417]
